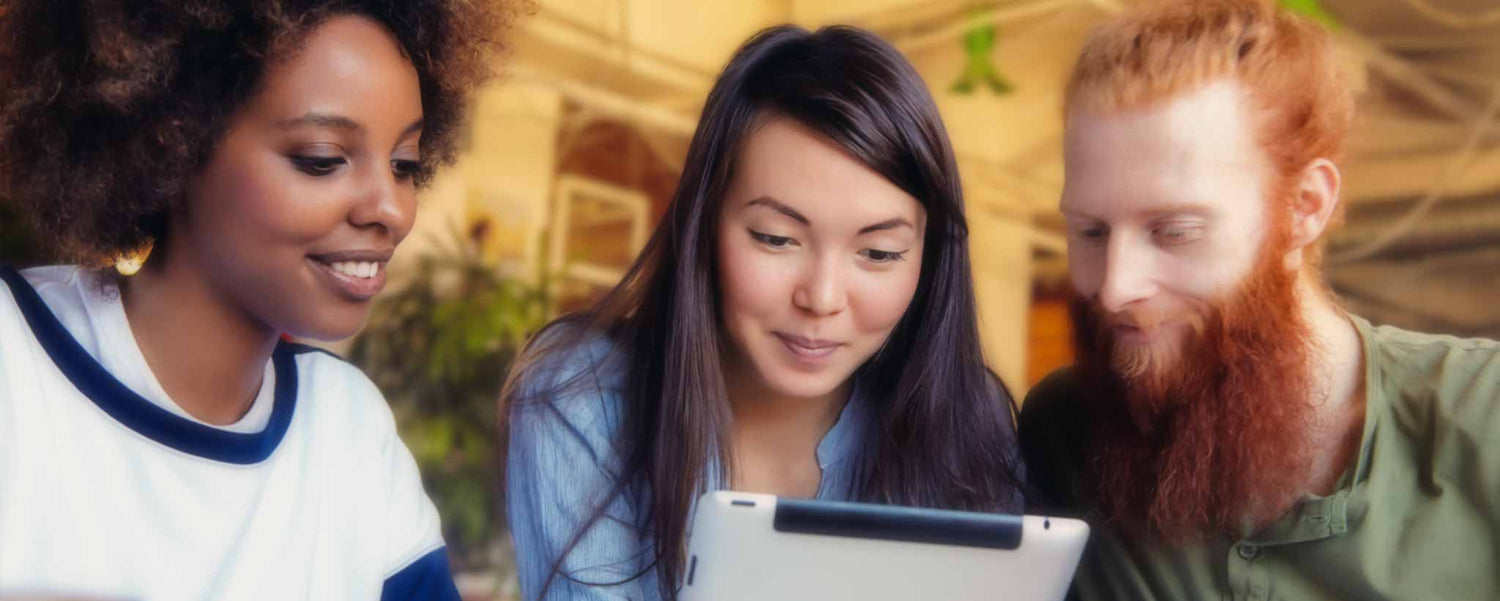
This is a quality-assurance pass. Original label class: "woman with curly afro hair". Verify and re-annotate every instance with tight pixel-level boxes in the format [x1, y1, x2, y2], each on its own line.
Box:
[0, 1, 524, 599]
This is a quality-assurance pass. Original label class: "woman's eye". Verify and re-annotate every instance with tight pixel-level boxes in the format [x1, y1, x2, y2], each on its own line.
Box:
[749, 230, 796, 248]
[392, 159, 421, 181]
[290, 156, 346, 177]
[860, 249, 908, 263]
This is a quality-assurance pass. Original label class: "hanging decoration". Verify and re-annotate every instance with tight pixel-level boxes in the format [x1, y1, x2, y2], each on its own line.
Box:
[952, 12, 1015, 96]
[1279, 0, 1343, 30]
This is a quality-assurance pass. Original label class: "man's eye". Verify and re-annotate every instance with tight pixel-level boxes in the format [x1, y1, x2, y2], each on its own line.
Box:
[1154, 224, 1203, 246]
[1071, 225, 1108, 244]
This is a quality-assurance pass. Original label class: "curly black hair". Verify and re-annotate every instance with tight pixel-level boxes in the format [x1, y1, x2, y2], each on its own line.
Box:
[0, 0, 528, 266]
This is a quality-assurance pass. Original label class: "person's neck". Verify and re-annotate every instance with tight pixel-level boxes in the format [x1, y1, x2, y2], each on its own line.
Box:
[1296, 273, 1367, 496]
[120, 250, 279, 426]
[723, 360, 852, 495]
[725, 371, 851, 445]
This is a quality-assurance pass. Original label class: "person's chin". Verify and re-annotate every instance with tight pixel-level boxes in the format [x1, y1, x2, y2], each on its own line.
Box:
[759, 361, 852, 400]
[281, 305, 371, 342]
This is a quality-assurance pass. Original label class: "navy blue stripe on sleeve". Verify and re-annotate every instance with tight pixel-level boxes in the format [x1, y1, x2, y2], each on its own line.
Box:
[382, 547, 462, 601]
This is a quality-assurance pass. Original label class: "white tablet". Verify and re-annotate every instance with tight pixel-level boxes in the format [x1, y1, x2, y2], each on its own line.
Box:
[680, 492, 1089, 601]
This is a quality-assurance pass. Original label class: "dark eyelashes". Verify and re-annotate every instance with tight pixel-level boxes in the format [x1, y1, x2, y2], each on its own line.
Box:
[391, 159, 420, 180]
[749, 230, 794, 247]
[862, 249, 908, 263]
[751, 229, 908, 263]
[290, 155, 345, 176]
[289, 156, 421, 180]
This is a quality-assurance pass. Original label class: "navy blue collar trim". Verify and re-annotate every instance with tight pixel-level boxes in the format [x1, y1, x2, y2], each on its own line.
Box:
[0, 266, 297, 465]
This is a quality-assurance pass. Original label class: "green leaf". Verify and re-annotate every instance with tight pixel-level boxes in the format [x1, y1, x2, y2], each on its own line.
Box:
[950, 13, 1016, 96]
[1279, 0, 1342, 30]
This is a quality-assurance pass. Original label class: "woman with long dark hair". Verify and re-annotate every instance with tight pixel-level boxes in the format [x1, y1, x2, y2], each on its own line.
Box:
[504, 24, 1027, 601]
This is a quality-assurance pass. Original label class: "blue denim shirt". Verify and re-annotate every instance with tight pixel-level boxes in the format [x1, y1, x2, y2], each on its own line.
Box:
[505, 333, 871, 601]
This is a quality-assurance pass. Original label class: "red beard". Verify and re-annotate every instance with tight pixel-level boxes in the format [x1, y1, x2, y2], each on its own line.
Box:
[1069, 241, 1318, 542]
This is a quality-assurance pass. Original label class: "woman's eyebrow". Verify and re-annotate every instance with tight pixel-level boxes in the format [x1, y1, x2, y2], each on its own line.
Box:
[859, 217, 914, 235]
[275, 112, 362, 133]
[746, 196, 810, 225]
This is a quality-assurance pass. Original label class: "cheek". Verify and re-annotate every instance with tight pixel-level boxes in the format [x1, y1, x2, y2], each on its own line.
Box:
[184, 148, 361, 334]
[717, 235, 790, 328]
[1068, 251, 1105, 297]
[1166, 241, 1254, 302]
[192, 152, 346, 256]
[849, 260, 921, 334]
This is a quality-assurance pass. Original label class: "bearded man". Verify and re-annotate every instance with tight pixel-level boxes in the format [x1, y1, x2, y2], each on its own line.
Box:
[1019, 1, 1500, 599]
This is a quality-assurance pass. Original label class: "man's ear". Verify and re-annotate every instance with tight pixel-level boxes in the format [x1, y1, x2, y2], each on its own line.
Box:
[1283, 158, 1342, 272]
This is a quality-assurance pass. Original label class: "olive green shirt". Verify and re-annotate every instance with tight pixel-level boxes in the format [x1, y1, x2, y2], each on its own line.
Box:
[1020, 316, 1500, 601]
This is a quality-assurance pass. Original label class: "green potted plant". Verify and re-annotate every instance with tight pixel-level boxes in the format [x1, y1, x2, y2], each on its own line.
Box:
[349, 221, 549, 576]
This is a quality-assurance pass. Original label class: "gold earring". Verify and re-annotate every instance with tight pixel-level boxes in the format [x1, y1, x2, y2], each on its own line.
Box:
[114, 239, 154, 276]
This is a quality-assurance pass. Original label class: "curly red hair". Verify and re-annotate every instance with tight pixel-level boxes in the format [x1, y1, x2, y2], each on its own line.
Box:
[1065, 0, 1356, 265]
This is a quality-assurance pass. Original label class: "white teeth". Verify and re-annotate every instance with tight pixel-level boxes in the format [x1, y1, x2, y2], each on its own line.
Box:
[328, 261, 378, 279]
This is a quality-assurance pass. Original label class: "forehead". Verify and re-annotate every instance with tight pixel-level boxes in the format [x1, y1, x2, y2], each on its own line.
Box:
[730, 118, 925, 227]
[1060, 79, 1270, 221]
[250, 15, 420, 121]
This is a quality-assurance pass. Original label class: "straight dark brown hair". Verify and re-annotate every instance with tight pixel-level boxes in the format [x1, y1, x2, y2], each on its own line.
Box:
[502, 24, 1027, 600]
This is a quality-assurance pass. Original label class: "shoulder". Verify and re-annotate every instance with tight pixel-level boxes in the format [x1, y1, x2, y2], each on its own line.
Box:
[1, 265, 118, 362]
[1365, 319, 1499, 396]
[1019, 366, 1086, 445]
[2, 265, 92, 326]
[520, 318, 627, 381]
[1018, 367, 1091, 510]
[1360, 317, 1500, 443]
[285, 341, 383, 399]
[506, 322, 630, 460]
[281, 341, 405, 445]
[14, 265, 87, 291]
[1023, 368, 1083, 413]
[0, 265, 30, 326]
[281, 343, 442, 531]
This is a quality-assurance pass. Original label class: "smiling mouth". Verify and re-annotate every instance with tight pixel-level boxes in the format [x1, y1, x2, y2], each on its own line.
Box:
[774, 332, 844, 361]
[306, 250, 393, 301]
[1112, 322, 1167, 345]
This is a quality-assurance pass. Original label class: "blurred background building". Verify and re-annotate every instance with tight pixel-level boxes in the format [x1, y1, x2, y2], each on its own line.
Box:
[2, 0, 1497, 597]
[402, 0, 1500, 393]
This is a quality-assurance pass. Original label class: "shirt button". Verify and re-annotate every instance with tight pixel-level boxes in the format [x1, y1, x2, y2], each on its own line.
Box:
[1237, 544, 1260, 560]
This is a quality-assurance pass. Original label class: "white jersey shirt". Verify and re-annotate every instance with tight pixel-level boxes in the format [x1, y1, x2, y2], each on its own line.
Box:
[0, 265, 458, 600]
